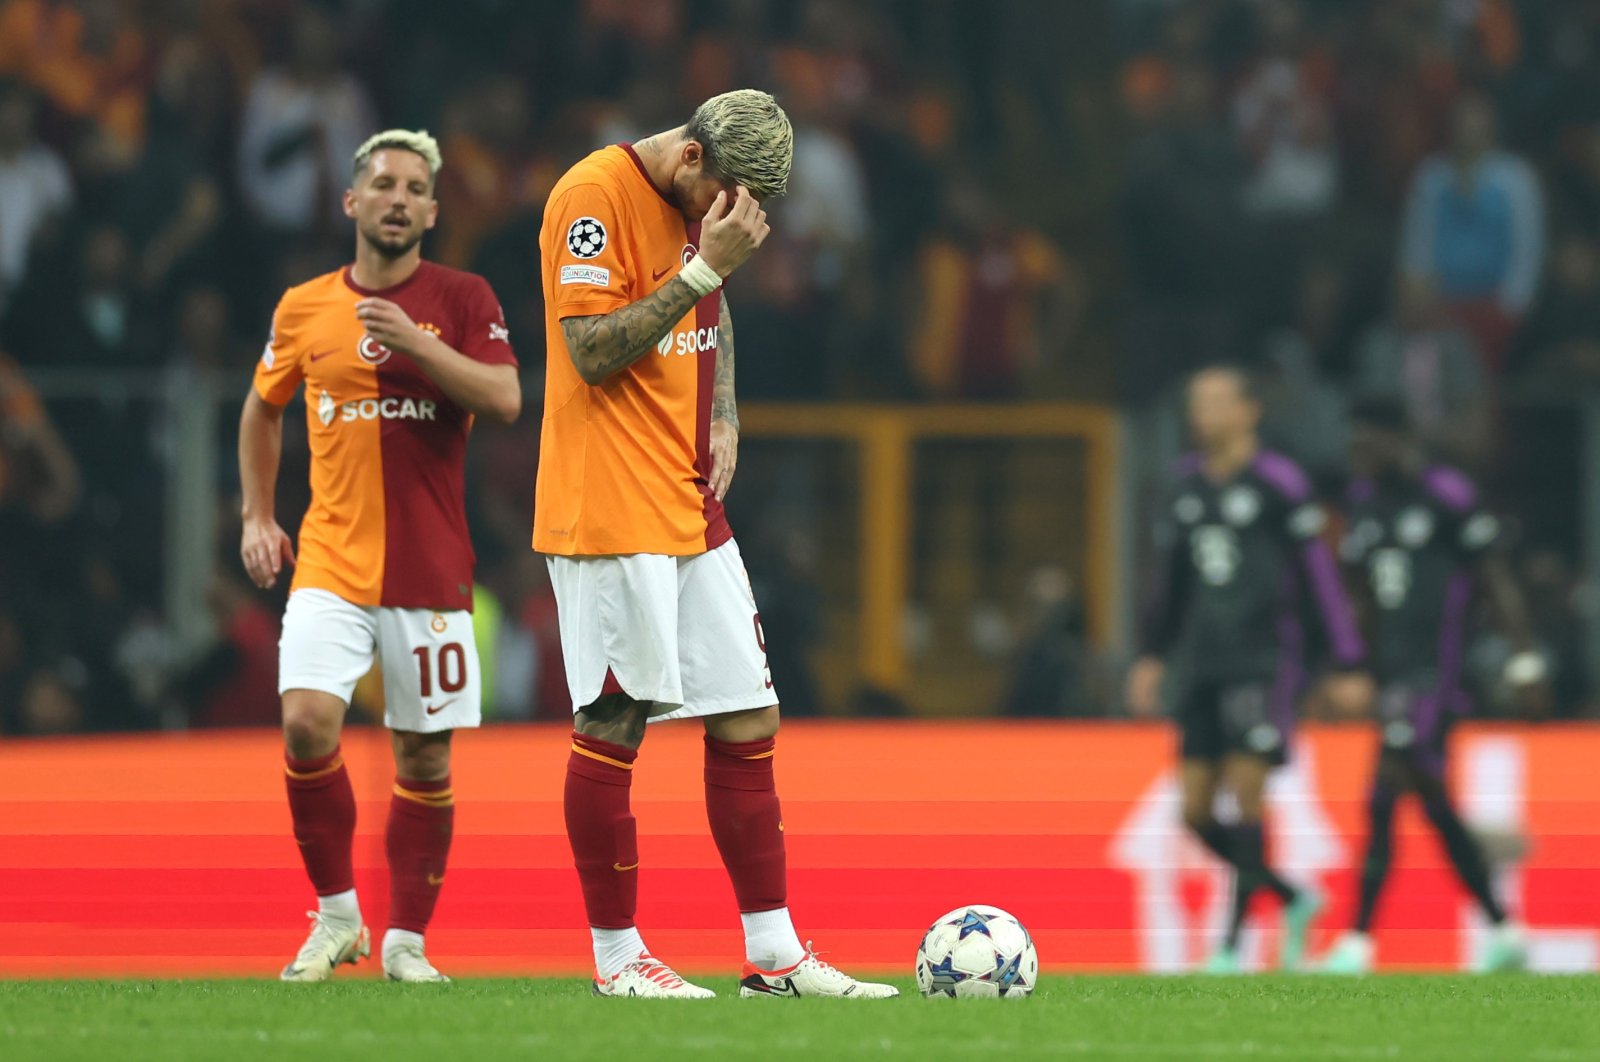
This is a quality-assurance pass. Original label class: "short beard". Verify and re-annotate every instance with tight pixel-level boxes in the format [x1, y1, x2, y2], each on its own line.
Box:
[361, 225, 422, 261]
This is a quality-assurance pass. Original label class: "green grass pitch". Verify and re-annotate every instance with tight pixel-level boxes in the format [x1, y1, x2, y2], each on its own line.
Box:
[2, 976, 1596, 1060]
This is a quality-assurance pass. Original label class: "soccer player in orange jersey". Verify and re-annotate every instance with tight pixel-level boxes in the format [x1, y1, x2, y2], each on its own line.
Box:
[536, 89, 895, 999]
[238, 129, 520, 983]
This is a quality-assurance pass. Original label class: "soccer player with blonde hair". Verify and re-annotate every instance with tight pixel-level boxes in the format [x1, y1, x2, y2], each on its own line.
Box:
[240, 129, 519, 982]
[536, 90, 895, 998]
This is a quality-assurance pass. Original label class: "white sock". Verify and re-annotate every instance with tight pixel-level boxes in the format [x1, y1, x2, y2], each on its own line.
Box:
[317, 889, 360, 926]
[382, 928, 425, 961]
[592, 926, 647, 978]
[742, 907, 805, 970]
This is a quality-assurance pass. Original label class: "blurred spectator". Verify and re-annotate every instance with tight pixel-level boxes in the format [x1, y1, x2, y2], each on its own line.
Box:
[0, 0, 151, 154]
[907, 177, 1080, 399]
[434, 75, 548, 270]
[1000, 565, 1096, 717]
[1121, 61, 1248, 398]
[7, 222, 153, 366]
[771, 51, 870, 277]
[72, 30, 231, 306]
[1334, 0, 1462, 208]
[0, 349, 79, 522]
[1232, 0, 1338, 220]
[1512, 235, 1600, 388]
[236, 4, 374, 239]
[1257, 260, 1359, 484]
[747, 528, 825, 716]
[1119, 3, 1213, 124]
[1399, 92, 1545, 371]
[519, 561, 572, 720]
[177, 571, 279, 729]
[14, 665, 86, 734]
[1518, 548, 1593, 718]
[1352, 275, 1490, 468]
[486, 557, 541, 722]
[0, 611, 23, 721]
[0, 80, 72, 313]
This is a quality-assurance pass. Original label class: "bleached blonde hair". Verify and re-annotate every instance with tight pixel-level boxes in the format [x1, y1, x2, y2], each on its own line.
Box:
[352, 128, 443, 186]
[686, 89, 792, 199]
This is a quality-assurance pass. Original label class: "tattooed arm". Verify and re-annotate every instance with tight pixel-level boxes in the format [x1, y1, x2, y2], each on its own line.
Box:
[713, 292, 737, 429]
[708, 293, 739, 500]
[560, 277, 703, 385]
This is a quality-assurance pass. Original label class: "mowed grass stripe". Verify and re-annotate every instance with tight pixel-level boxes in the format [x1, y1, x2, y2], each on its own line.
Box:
[1, 976, 1596, 1062]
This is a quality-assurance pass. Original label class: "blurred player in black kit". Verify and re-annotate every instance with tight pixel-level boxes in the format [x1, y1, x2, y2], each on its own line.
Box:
[1128, 365, 1370, 972]
[1319, 397, 1540, 974]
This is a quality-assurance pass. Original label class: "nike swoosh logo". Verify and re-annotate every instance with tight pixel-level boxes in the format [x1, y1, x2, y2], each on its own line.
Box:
[652, 266, 671, 281]
[427, 872, 445, 886]
[746, 975, 799, 996]
[613, 861, 639, 872]
[424, 698, 457, 715]
[308, 350, 336, 362]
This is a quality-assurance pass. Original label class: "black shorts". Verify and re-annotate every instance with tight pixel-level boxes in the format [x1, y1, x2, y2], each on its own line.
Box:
[1174, 678, 1296, 767]
[1374, 683, 1460, 779]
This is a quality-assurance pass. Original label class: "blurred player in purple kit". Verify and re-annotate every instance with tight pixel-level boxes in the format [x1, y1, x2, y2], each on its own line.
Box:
[1319, 397, 1538, 974]
[1128, 365, 1370, 971]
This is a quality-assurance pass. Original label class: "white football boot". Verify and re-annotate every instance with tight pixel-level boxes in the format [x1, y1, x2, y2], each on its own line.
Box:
[1319, 931, 1375, 975]
[740, 942, 899, 999]
[383, 937, 451, 983]
[280, 911, 370, 982]
[592, 952, 717, 998]
[1474, 922, 1528, 973]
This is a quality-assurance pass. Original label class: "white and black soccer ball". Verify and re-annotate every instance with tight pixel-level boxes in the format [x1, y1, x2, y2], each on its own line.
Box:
[566, 216, 607, 259]
[915, 904, 1038, 999]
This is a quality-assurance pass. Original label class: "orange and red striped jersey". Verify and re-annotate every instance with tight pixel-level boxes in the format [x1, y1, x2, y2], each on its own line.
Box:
[253, 261, 516, 610]
[533, 144, 730, 557]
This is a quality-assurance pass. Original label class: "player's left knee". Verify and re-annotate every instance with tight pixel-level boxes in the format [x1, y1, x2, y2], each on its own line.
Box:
[393, 730, 453, 780]
[705, 704, 780, 744]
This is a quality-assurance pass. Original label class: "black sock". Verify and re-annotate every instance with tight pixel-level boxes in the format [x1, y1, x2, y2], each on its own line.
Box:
[1355, 784, 1399, 933]
[1187, 816, 1233, 864]
[1232, 822, 1297, 904]
[1420, 790, 1507, 925]
[1224, 822, 1295, 948]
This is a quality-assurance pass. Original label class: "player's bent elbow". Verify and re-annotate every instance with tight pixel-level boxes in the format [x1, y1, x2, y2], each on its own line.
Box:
[491, 390, 522, 424]
[573, 356, 610, 387]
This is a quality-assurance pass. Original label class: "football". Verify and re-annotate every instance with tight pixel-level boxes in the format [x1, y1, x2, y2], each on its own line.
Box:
[915, 904, 1039, 998]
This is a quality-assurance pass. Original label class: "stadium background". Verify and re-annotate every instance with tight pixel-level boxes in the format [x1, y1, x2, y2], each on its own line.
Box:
[1, 0, 1598, 974]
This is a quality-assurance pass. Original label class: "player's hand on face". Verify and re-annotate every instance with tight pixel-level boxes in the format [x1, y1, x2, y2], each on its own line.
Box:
[354, 297, 426, 355]
[1125, 656, 1165, 717]
[241, 517, 296, 590]
[709, 417, 738, 502]
[697, 184, 770, 278]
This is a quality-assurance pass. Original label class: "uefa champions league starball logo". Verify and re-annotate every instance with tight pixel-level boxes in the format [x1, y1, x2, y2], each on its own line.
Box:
[566, 217, 607, 259]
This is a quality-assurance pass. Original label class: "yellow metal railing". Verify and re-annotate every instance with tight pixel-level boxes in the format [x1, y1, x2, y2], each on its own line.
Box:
[739, 403, 1120, 695]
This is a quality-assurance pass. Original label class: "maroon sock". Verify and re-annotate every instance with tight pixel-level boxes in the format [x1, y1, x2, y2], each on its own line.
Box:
[564, 732, 639, 929]
[386, 775, 455, 934]
[704, 735, 788, 912]
[284, 746, 357, 897]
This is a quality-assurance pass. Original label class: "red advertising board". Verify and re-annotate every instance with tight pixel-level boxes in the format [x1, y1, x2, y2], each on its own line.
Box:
[3, 722, 1596, 976]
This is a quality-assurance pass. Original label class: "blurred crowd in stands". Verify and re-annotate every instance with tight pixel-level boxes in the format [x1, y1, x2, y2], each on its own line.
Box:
[1, 0, 1599, 731]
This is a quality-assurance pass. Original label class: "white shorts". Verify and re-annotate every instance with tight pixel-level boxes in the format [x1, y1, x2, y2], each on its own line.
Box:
[546, 538, 779, 722]
[279, 588, 482, 733]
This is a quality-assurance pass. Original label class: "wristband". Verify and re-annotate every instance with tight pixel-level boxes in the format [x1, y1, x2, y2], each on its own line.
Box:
[678, 255, 723, 297]
[1505, 651, 1548, 687]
